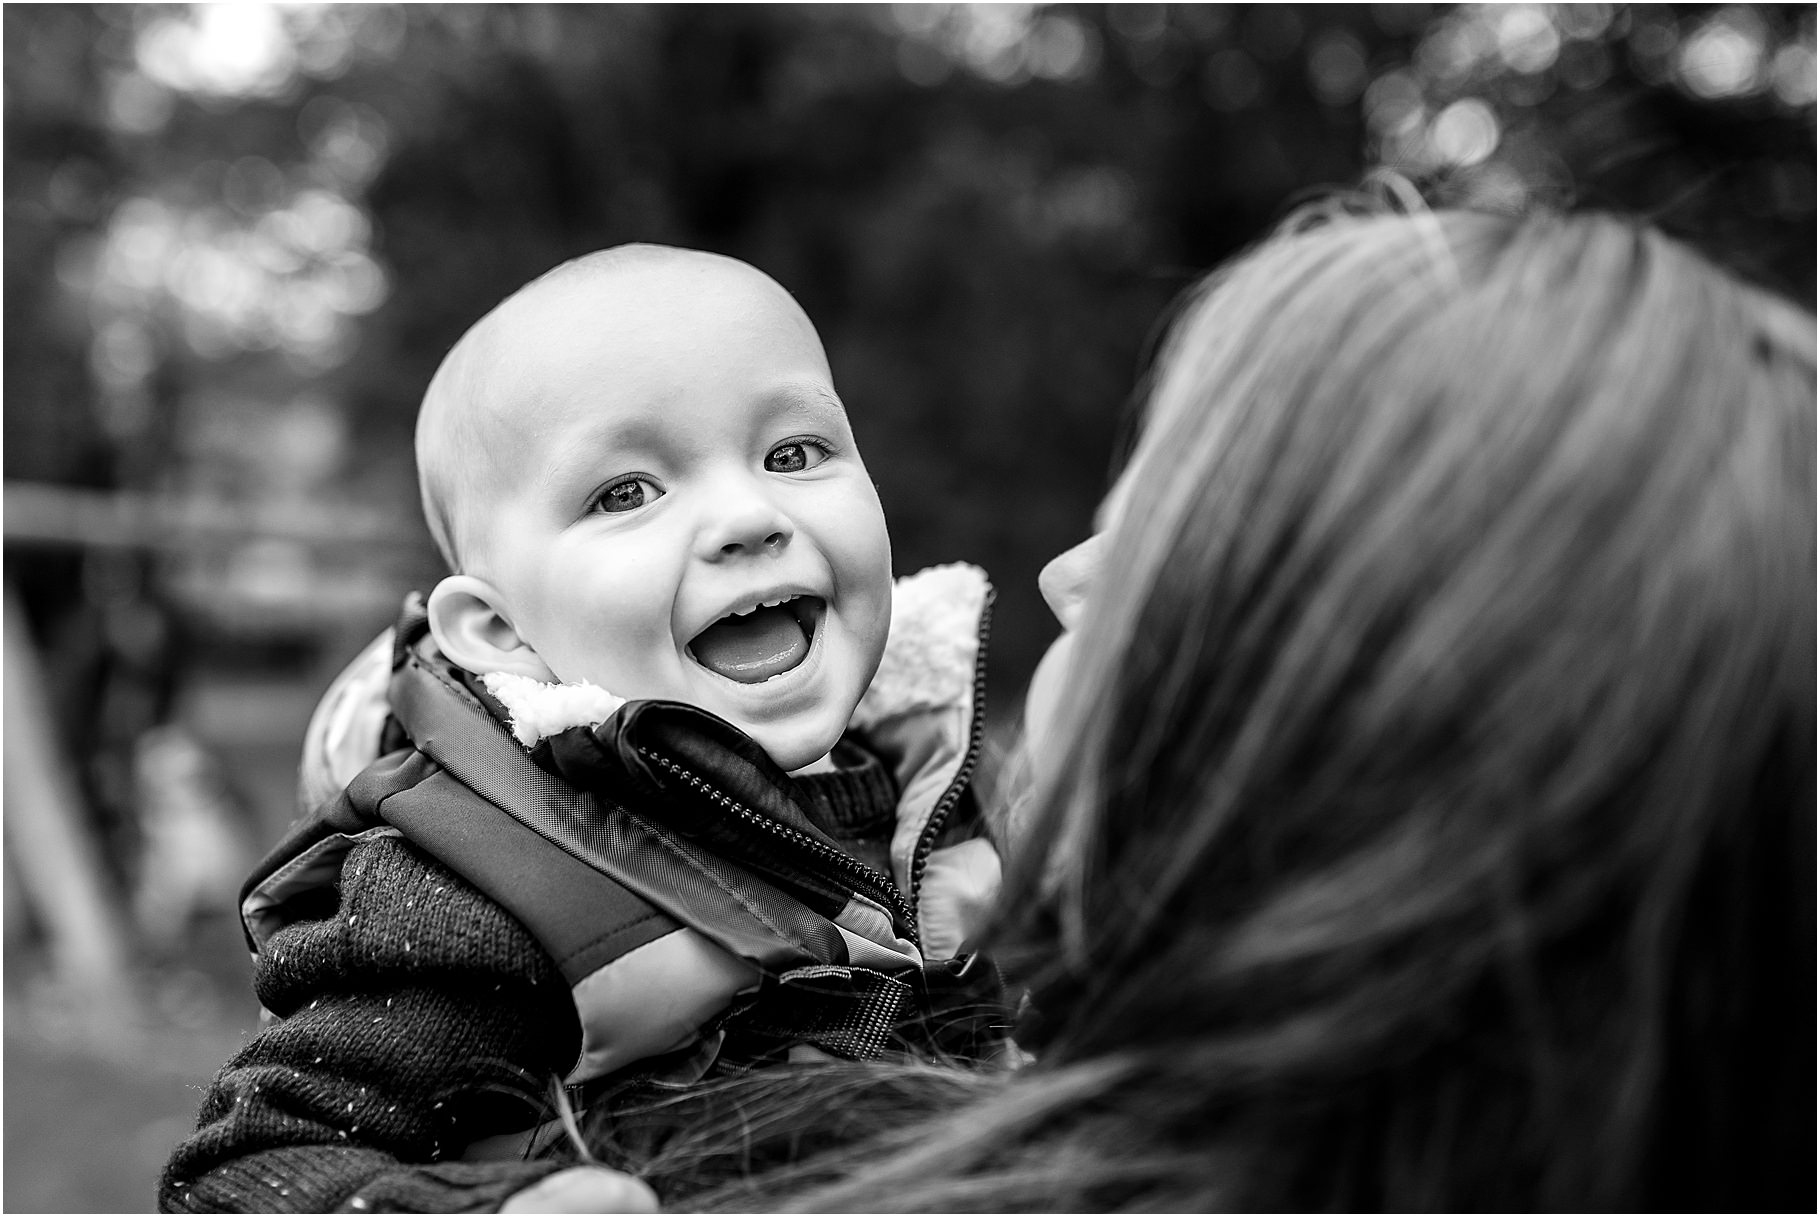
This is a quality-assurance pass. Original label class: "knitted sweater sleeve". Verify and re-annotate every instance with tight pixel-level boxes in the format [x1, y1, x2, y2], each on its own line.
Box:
[160, 835, 583, 1213]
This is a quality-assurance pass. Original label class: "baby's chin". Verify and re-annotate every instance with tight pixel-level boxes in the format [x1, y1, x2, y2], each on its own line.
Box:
[741, 717, 846, 775]
[701, 619, 887, 776]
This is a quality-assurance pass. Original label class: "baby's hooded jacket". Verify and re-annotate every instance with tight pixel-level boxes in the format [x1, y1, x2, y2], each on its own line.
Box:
[161, 563, 1004, 1213]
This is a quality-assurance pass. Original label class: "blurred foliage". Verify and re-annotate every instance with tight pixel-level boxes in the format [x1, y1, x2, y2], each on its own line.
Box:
[6, 2, 1816, 708]
[4, 18, 1808, 1199]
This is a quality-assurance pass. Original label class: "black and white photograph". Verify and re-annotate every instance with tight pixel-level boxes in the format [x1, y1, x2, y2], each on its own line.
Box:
[4, 4, 1814, 1212]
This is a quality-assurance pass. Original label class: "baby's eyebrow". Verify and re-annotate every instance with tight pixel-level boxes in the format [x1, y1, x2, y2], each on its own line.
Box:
[532, 414, 668, 494]
[766, 383, 849, 425]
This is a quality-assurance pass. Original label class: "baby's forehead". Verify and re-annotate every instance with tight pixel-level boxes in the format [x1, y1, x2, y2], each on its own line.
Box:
[480, 249, 819, 392]
[510, 245, 782, 319]
[479, 251, 813, 399]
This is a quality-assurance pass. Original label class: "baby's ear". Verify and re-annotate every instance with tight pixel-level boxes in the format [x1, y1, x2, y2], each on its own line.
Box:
[425, 575, 556, 682]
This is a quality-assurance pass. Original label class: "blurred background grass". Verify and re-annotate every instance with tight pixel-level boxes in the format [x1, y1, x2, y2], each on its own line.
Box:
[4, 4, 1813, 1210]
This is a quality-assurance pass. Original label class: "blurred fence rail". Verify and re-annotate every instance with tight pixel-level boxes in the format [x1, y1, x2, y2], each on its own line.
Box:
[5, 480, 422, 1003]
[4, 481, 421, 553]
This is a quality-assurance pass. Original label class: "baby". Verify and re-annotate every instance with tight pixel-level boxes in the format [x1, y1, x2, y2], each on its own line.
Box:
[162, 246, 1003, 1213]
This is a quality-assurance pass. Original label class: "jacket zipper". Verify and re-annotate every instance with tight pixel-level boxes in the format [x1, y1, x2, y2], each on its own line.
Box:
[905, 590, 994, 907]
[636, 747, 921, 941]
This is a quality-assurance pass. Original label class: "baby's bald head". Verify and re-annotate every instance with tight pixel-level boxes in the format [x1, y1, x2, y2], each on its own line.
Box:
[415, 314, 501, 572]
[415, 244, 765, 573]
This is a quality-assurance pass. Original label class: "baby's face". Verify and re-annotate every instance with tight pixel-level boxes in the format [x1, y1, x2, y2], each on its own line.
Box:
[470, 256, 892, 772]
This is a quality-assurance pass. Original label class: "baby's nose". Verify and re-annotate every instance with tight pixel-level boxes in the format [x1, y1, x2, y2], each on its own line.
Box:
[722, 529, 786, 555]
[701, 491, 794, 558]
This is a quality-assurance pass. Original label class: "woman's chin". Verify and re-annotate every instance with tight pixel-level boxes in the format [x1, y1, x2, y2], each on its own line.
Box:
[1022, 630, 1077, 769]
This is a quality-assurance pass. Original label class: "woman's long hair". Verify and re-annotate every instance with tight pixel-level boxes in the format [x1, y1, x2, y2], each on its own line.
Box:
[604, 206, 1816, 1211]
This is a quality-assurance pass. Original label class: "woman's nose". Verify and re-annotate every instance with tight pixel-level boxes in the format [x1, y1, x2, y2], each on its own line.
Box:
[698, 482, 794, 559]
[1037, 533, 1105, 629]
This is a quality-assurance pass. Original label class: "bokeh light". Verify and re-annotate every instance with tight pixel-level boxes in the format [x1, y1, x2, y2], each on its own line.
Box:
[887, 3, 1102, 86]
[1431, 98, 1501, 166]
[1678, 7, 1771, 99]
[133, 4, 298, 99]
[1361, 3, 1816, 210]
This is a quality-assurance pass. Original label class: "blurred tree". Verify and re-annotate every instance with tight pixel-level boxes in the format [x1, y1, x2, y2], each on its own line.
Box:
[4, 4, 163, 880]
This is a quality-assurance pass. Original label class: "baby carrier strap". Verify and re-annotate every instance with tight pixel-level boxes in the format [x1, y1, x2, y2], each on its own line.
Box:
[386, 604, 861, 974]
[382, 599, 924, 1075]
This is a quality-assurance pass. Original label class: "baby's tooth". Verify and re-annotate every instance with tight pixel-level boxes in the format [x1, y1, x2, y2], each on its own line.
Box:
[726, 595, 794, 620]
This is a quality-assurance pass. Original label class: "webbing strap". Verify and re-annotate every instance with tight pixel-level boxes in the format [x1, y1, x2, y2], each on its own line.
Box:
[378, 769, 679, 985]
[739, 965, 912, 1061]
[387, 634, 851, 974]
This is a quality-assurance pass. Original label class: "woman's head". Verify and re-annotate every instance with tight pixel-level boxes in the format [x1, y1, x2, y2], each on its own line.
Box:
[1007, 206, 1814, 1208]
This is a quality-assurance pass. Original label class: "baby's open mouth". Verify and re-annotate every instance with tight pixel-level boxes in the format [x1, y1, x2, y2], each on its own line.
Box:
[688, 596, 823, 684]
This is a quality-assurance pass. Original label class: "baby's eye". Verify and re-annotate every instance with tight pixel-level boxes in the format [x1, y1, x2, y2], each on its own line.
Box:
[765, 440, 831, 474]
[593, 477, 663, 514]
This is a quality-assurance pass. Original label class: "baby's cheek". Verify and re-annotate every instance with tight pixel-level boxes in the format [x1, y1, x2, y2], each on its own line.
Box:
[555, 582, 680, 693]
[861, 576, 895, 654]
[832, 535, 894, 647]
[840, 481, 893, 588]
